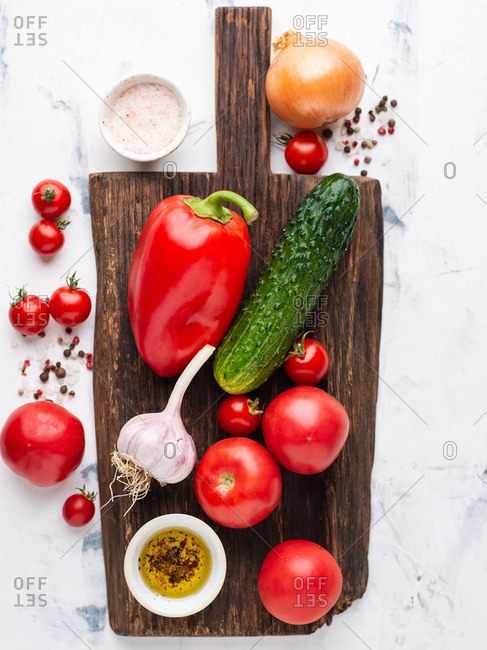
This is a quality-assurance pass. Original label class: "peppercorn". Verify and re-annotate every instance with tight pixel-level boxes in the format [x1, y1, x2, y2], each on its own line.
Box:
[60, 385, 68, 394]
[56, 361, 61, 367]
[346, 126, 354, 135]
[33, 393, 39, 400]
[354, 126, 361, 133]
[353, 158, 359, 166]
[355, 107, 362, 115]
[69, 390, 75, 397]
[372, 140, 378, 145]
[63, 349, 71, 358]
[73, 336, 80, 346]
[388, 119, 395, 127]
[379, 99, 385, 107]
[38, 331, 45, 338]
[344, 119, 352, 128]
[382, 95, 388, 101]
[360, 170, 368, 176]
[388, 127, 395, 134]
[57, 337, 64, 345]
[322, 128, 333, 139]
[50, 365, 56, 371]
[344, 145, 351, 153]
[369, 114, 376, 122]
[391, 99, 397, 107]
[66, 327, 72, 334]
[361, 141, 368, 148]
[37, 389, 42, 396]
[39, 371, 49, 383]
[352, 140, 358, 147]
[55, 367, 66, 379]
[364, 156, 372, 163]
[18, 388, 24, 396]
[78, 350, 85, 358]
[367, 141, 374, 149]
[378, 127, 386, 135]
[352, 115, 360, 123]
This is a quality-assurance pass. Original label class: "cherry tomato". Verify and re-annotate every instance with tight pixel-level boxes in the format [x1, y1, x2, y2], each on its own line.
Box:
[258, 539, 342, 624]
[8, 288, 50, 335]
[278, 131, 328, 174]
[29, 219, 69, 257]
[194, 437, 282, 528]
[62, 486, 96, 527]
[32, 179, 71, 220]
[262, 386, 349, 474]
[0, 402, 85, 487]
[284, 333, 329, 385]
[218, 396, 263, 436]
[49, 273, 92, 327]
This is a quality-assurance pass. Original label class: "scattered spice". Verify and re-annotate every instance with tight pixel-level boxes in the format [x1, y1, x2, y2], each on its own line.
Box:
[369, 114, 376, 122]
[78, 351, 85, 358]
[364, 156, 372, 163]
[353, 158, 359, 166]
[388, 127, 395, 134]
[18, 388, 24, 396]
[69, 390, 75, 397]
[378, 127, 386, 135]
[360, 170, 368, 176]
[388, 119, 396, 127]
[361, 141, 368, 149]
[344, 145, 351, 153]
[55, 367, 66, 379]
[354, 107, 362, 115]
[63, 349, 71, 358]
[322, 128, 333, 139]
[346, 126, 354, 135]
[60, 385, 68, 394]
[391, 99, 397, 107]
[344, 120, 352, 128]
[38, 331, 45, 338]
[65, 327, 72, 334]
[39, 371, 50, 383]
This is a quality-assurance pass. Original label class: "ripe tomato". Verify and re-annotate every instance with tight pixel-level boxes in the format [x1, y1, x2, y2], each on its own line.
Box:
[49, 273, 92, 326]
[258, 539, 342, 624]
[217, 396, 263, 436]
[29, 219, 69, 257]
[262, 386, 349, 474]
[8, 288, 50, 335]
[32, 179, 71, 220]
[194, 437, 282, 528]
[284, 333, 329, 385]
[0, 402, 85, 487]
[278, 131, 328, 174]
[63, 486, 96, 527]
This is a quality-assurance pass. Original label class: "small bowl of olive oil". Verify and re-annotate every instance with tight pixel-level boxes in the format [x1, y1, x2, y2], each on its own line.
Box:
[124, 513, 226, 617]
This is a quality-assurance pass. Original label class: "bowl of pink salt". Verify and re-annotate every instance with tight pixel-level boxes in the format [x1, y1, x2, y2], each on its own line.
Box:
[99, 73, 191, 162]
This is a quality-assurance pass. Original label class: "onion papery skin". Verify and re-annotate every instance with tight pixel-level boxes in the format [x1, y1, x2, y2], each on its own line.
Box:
[265, 32, 365, 128]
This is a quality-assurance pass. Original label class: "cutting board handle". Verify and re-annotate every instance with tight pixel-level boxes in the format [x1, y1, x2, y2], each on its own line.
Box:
[215, 6, 272, 182]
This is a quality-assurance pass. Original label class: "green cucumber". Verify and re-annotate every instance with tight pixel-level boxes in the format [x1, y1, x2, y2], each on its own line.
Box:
[213, 173, 360, 394]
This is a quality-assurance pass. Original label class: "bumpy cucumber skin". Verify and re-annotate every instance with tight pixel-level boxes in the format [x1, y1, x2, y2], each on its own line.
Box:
[213, 173, 360, 394]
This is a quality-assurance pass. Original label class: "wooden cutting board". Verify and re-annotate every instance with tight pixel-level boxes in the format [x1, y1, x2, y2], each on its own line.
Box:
[89, 6, 383, 637]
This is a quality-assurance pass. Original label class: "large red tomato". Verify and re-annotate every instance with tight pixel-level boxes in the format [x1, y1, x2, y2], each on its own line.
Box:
[194, 437, 281, 528]
[258, 539, 342, 624]
[0, 402, 85, 487]
[262, 386, 349, 474]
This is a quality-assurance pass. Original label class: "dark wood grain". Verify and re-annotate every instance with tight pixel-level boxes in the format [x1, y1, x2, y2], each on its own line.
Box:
[88, 6, 383, 637]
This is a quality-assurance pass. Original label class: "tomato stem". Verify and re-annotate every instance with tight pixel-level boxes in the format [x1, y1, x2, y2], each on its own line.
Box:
[247, 398, 264, 416]
[9, 286, 27, 307]
[184, 191, 258, 225]
[285, 331, 313, 361]
[273, 132, 293, 147]
[77, 484, 97, 502]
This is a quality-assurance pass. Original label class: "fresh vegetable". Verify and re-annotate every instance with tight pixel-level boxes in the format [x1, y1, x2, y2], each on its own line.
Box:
[128, 191, 258, 377]
[49, 273, 91, 326]
[275, 131, 328, 175]
[8, 288, 50, 335]
[265, 31, 365, 128]
[214, 174, 359, 394]
[262, 386, 349, 474]
[111, 345, 214, 512]
[217, 396, 263, 436]
[0, 402, 85, 487]
[194, 437, 281, 528]
[284, 332, 329, 385]
[29, 219, 69, 257]
[32, 179, 71, 219]
[62, 485, 96, 527]
[258, 540, 342, 624]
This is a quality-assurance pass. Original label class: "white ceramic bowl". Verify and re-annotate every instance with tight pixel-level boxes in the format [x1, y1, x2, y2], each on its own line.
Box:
[99, 73, 191, 162]
[124, 514, 226, 617]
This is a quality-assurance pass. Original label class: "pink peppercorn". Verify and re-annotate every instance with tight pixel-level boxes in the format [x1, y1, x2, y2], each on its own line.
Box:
[388, 127, 395, 134]
[378, 127, 386, 135]
[354, 159, 360, 166]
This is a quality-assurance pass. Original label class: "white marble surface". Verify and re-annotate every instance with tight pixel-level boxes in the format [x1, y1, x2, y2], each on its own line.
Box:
[1, 0, 486, 647]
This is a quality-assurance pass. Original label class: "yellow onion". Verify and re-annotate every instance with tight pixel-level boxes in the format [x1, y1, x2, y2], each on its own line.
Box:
[265, 31, 365, 128]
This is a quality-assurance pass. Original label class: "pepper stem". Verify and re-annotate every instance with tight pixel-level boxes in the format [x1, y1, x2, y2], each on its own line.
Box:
[184, 190, 258, 225]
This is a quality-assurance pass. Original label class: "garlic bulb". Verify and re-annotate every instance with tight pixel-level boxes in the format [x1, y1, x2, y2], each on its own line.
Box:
[110, 344, 215, 512]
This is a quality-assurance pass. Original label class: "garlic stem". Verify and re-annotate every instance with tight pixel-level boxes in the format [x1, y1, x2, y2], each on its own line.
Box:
[166, 344, 216, 414]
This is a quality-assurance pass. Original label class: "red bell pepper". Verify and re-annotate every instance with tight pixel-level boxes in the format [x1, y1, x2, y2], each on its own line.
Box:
[128, 191, 258, 377]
